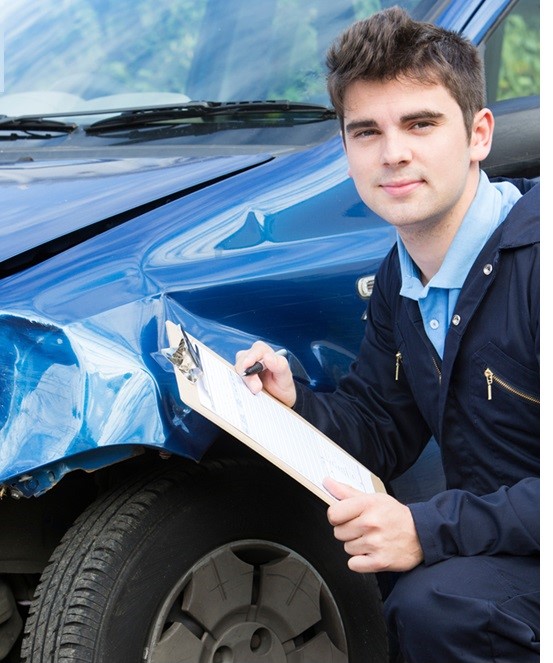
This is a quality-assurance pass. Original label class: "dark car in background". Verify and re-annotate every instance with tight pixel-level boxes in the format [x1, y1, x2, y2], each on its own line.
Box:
[0, 1, 539, 661]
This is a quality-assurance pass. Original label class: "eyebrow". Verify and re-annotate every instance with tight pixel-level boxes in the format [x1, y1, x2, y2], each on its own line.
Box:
[345, 110, 445, 135]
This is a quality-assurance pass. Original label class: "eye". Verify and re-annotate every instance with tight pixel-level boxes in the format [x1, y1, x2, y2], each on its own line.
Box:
[412, 121, 433, 130]
[352, 127, 379, 139]
[409, 115, 442, 132]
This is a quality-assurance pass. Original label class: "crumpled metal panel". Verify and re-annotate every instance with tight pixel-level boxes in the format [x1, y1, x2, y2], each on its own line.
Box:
[0, 137, 391, 496]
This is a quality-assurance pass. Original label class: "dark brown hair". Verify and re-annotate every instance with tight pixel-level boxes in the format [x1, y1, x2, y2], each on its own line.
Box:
[326, 6, 485, 137]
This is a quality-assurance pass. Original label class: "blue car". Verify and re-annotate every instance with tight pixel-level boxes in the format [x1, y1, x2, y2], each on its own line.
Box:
[0, 1, 539, 661]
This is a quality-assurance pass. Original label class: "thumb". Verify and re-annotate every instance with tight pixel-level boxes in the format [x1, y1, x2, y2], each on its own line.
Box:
[323, 476, 363, 501]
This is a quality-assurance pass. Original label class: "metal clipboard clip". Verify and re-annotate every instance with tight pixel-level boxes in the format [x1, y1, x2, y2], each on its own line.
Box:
[165, 329, 203, 383]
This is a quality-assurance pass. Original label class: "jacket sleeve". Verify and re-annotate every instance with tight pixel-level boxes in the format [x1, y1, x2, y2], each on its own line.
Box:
[409, 477, 539, 564]
[293, 251, 432, 482]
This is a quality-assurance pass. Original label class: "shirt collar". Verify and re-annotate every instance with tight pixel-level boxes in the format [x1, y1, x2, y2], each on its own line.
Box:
[398, 172, 522, 299]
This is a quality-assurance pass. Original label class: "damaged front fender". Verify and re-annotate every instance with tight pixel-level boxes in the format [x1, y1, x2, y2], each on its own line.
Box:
[0, 302, 217, 497]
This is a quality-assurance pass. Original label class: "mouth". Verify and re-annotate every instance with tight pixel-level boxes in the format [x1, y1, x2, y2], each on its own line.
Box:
[380, 180, 424, 197]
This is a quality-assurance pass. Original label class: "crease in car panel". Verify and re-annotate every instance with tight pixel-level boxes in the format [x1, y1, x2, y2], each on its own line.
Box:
[0, 158, 273, 279]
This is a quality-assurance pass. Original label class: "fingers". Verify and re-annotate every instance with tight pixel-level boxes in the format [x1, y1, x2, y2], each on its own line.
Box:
[325, 489, 424, 573]
[235, 341, 274, 394]
[347, 554, 387, 574]
[323, 476, 363, 502]
[235, 342, 297, 407]
[325, 478, 369, 528]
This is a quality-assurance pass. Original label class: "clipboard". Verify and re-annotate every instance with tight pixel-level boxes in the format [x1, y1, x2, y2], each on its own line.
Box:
[165, 321, 385, 504]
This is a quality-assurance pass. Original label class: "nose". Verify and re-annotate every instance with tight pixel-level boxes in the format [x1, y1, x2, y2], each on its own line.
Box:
[381, 131, 411, 166]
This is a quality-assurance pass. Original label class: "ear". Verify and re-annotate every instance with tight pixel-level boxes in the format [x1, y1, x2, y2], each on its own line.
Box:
[469, 107, 494, 163]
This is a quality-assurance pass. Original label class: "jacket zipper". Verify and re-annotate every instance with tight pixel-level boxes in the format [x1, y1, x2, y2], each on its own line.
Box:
[395, 351, 442, 385]
[483, 368, 540, 404]
[432, 357, 442, 385]
[395, 352, 402, 380]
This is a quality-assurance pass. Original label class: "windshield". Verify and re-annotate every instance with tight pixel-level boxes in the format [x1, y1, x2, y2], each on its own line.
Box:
[1, 0, 436, 119]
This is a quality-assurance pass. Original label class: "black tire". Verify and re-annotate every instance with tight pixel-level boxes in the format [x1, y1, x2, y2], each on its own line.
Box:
[21, 457, 387, 662]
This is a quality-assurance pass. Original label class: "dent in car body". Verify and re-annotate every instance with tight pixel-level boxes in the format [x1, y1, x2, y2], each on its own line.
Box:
[0, 136, 394, 495]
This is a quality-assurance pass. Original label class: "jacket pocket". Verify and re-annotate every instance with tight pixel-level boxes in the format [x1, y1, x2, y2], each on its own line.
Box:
[469, 343, 539, 483]
[473, 343, 539, 406]
[483, 367, 539, 404]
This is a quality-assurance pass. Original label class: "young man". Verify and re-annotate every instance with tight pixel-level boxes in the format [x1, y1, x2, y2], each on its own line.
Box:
[236, 7, 539, 663]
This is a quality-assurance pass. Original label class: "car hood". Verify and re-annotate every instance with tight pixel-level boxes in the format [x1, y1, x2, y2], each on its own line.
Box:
[0, 154, 271, 265]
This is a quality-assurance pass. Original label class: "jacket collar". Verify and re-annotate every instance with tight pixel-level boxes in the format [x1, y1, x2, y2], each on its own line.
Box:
[499, 180, 540, 250]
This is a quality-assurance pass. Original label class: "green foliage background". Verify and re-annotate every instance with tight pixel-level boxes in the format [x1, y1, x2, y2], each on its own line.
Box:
[498, 5, 540, 100]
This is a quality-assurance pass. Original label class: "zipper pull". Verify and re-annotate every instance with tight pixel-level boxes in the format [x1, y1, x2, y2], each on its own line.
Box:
[484, 368, 493, 400]
[395, 352, 402, 381]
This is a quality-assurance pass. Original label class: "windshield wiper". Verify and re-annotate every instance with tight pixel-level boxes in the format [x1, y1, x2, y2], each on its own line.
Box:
[0, 116, 77, 140]
[85, 100, 336, 134]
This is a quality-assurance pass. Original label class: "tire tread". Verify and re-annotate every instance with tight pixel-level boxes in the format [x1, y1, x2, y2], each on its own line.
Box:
[21, 459, 212, 662]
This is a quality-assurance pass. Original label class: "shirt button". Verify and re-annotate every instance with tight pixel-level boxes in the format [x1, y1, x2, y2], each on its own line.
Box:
[429, 319, 439, 330]
[452, 314, 461, 326]
[483, 264, 493, 275]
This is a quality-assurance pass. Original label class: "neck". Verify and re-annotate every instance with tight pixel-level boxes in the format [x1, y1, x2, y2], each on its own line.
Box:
[400, 224, 455, 285]
[400, 170, 481, 285]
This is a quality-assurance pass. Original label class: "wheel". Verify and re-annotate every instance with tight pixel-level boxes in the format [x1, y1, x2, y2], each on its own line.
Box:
[21, 457, 387, 662]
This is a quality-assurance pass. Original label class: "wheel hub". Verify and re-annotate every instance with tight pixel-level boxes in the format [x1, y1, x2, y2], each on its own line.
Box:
[211, 622, 285, 662]
[145, 540, 348, 663]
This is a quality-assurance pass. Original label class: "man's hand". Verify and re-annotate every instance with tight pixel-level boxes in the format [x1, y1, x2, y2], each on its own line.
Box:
[324, 477, 424, 573]
[236, 340, 297, 407]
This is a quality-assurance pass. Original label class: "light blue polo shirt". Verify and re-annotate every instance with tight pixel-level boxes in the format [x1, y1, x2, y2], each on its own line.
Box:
[397, 172, 522, 357]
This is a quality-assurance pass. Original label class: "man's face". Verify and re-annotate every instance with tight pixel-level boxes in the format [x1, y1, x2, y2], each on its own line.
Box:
[342, 77, 482, 237]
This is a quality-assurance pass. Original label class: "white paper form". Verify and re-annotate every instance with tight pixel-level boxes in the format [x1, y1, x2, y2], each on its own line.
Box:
[195, 341, 377, 499]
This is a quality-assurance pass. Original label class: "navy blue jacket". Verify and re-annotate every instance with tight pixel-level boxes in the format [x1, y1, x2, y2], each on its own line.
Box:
[294, 180, 539, 564]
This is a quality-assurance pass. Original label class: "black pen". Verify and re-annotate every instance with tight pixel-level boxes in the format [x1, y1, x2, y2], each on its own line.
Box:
[242, 348, 287, 376]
